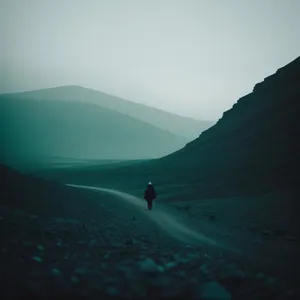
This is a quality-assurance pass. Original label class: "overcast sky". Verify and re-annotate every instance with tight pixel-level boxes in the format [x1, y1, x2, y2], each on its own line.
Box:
[1, 0, 299, 120]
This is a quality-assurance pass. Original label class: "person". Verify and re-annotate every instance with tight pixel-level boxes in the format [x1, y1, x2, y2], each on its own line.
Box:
[144, 181, 156, 210]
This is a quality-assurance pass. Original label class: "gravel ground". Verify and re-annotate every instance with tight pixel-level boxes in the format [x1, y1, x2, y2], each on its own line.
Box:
[1, 184, 299, 299]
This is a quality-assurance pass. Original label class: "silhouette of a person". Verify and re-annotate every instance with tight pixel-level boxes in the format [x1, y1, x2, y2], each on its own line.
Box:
[144, 181, 156, 210]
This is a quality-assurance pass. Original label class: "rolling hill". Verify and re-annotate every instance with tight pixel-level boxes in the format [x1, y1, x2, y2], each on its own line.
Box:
[3, 85, 214, 139]
[0, 97, 188, 165]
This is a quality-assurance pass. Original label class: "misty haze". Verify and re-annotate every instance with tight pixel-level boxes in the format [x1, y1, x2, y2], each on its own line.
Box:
[1, 0, 300, 299]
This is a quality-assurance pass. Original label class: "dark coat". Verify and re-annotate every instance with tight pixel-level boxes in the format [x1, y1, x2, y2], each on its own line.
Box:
[144, 185, 156, 201]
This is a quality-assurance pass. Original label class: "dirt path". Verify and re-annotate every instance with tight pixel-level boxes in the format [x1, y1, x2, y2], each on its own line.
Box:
[68, 184, 223, 248]
[68, 184, 300, 298]
[1, 183, 298, 299]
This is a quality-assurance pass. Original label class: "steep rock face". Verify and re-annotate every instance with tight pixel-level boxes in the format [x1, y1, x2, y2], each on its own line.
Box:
[159, 57, 300, 195]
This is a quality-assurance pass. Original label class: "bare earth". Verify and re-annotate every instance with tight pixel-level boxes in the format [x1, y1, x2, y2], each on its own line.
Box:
[1, 185, 299, 299]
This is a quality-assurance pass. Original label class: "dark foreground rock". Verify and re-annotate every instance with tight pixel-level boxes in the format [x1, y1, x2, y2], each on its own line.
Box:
[1, 202, 297, 300]
[1, 165, 299, 299]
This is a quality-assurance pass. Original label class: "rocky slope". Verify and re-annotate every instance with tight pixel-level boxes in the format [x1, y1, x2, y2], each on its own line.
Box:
[158, 56, 300, 197]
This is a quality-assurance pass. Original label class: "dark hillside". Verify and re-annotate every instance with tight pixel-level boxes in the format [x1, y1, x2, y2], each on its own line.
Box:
[159, 57, 300, 197]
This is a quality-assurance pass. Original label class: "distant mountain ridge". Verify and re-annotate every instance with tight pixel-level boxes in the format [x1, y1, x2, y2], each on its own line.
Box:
[0, 97, 188, 164]
[3, 85, 214, 139]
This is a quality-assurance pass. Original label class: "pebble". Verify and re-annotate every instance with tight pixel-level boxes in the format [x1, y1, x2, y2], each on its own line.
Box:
[106, 286, 119, 296]
[15, 210, 24, 216]
[256, 272, 266, 279]
[209, 214, 216, 221]
[71, 276, 80, 284]
[172, 253, 181, 261]
[37, 244, 44, 251]
[105, 277, 117, 284]
[56, 240, 63, 247]
[187, 252, 198, 259]
[200, 264, 210, 275]
[125, 239, 134, 245]
[51, 268, 62, 276]
[157, 265, 165, 272]
[104, 253, 110, 259]
[74, 267, 89, 275]
[263, 230, 272, 236]
[31, 256, 43, 263]
[219, 263, 246, 284]
[165, 261, 178, 270]
[265, 277, 276, 286]
[201, 281, 231, 300]
[181, 258, 190, 264]
[254, 239, 263, 244]
[148, 275, 172, 287]
[179, 271, 187, 278]
[235, 270, 246, 280]
[138, 258, 164, 274]
[88, 239, 98, 247]
[117, 266, 133, 278]
[285, 236, 298, 241]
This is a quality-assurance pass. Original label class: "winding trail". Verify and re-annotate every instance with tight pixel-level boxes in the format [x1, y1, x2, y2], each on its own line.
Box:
[67, 184, 241, 254]
[66, 184, 300, 294]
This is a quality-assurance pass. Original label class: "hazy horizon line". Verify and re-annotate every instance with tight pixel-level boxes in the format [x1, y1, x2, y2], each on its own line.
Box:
[1, 84, 217, 122]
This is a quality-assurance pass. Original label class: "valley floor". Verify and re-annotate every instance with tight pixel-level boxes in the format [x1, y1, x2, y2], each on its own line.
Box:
[1, 185, 299, 299]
